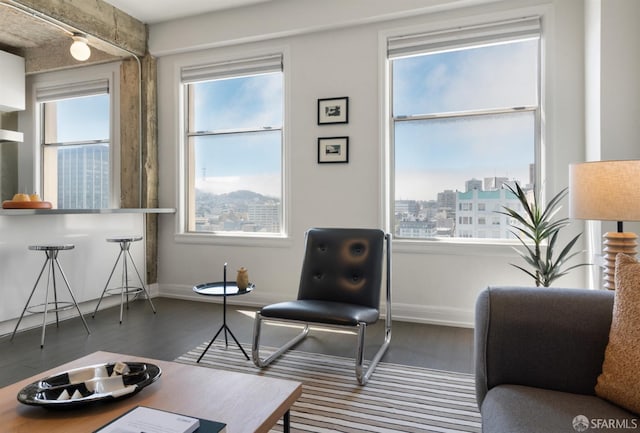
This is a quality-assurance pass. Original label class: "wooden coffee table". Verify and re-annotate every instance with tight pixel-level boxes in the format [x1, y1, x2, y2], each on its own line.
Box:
[0, 351, 302, 433]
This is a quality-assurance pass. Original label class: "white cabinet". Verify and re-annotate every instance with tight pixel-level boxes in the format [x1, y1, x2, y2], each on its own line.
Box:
[0, 50, 25, 112]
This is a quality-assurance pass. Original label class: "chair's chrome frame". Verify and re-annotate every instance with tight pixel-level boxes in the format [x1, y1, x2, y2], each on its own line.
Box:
[252, 233, 392, 385]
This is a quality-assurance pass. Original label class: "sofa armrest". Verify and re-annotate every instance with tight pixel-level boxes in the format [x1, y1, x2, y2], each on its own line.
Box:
[474, 286, 614, 408]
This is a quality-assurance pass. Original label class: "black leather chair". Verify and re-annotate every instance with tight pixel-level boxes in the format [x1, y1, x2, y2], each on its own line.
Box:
[252, 228, 392, 385]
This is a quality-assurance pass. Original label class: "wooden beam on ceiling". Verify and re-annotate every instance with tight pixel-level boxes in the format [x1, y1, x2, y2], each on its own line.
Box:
[7, 0, 147, 56]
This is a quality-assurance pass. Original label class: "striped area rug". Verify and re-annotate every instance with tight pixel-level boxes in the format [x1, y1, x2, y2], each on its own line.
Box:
[176, 341, 481, 432]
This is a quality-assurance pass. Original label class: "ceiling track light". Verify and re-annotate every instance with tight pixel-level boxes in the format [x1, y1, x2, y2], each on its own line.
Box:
[70, 33, 91, 61]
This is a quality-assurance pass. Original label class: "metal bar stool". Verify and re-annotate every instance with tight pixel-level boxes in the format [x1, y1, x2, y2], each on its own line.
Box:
[11, 244, 91, 348]
[92, 235, 156, 323]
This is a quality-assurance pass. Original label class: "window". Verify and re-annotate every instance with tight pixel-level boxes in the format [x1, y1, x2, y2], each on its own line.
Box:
[388, 18, 540, 240]
[182, 54, 284, 235]
[38, 79, 111, 209]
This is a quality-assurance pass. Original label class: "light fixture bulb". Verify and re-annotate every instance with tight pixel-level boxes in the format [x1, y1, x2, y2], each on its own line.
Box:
[70, 34, 91, 61]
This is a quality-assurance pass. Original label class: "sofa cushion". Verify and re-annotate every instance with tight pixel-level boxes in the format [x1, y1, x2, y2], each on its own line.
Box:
[482, 385, 638, 433]
[595, 253, 640, 414]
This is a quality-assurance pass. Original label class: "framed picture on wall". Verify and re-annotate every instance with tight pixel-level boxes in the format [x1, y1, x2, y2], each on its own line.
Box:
[318, 136, 349, 163]
[318, 97, 348, 124]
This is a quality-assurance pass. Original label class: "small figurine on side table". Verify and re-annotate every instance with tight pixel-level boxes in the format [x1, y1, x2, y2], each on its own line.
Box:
[236, 267, 249, 291]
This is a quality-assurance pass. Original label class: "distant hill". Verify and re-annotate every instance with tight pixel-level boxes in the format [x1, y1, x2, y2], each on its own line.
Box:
[196, 189, 278, 203]
[195, 189, 280, 216]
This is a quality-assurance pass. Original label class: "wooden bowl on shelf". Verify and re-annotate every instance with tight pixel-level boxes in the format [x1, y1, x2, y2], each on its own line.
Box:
[2, 200, 53, 209]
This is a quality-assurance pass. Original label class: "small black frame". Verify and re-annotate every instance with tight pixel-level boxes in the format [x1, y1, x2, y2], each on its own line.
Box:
[318, 136, 349, 164]
[317, 97, 349, 124]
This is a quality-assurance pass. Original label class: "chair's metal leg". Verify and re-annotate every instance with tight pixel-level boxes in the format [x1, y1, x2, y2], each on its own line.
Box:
[355, 235, 393, 386]
[355, 321, 392, 385]
[252, 312, 309, 368]
[353, 232, 393, 385]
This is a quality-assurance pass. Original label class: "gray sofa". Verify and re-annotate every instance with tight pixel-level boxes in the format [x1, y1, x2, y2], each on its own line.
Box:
[475, 286, 638, 433]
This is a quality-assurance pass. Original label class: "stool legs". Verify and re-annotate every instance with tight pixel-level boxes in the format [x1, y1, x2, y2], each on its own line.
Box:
[52, 251, 91, 340]
[93, 240, 156, 323]
[11, 249, 90, 348]
[126, 247, 157, 318]
[94, 248, 125, 321]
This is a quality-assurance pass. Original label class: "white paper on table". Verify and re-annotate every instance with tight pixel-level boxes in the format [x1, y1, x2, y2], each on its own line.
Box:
[95, 406, 200, 433]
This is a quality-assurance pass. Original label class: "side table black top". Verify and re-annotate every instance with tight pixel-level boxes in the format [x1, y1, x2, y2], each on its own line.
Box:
[193, 281, 255, 297]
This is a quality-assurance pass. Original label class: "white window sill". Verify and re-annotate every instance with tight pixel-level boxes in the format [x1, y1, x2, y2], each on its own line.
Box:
[393, 237, 526, 257]
[174, 232, 293, 248]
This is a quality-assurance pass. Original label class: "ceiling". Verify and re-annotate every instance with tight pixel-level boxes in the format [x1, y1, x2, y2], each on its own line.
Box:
[0, 3, 67, 52]
[0, 1, 131, 69]
[0, 0, 274, 50]
[103, 0, 272, 24]
[0, 0, 272, 71]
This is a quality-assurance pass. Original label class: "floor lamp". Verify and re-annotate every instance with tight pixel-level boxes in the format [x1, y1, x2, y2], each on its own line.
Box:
[569, 160, 640, 289]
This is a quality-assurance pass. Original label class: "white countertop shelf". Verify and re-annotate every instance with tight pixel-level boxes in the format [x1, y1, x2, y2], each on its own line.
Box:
[0, 208, 176, 216]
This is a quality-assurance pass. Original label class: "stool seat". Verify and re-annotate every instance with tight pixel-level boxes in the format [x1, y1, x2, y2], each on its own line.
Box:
[93, 235, 156, 323]
[11, 242, 90, 348]
[106, 236, 143, 243]
[28, 244, 75, 251]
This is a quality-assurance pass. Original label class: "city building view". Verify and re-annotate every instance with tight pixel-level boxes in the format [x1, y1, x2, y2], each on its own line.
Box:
[189, 169, 533, 238]
[394, 167, 534, 240]
[56, 144, 110, 209]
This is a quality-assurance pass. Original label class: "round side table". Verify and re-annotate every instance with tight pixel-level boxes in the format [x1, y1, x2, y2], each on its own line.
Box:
[193, 275, 254, 362]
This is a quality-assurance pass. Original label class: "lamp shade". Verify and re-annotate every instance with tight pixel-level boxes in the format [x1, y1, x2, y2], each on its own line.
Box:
[569, 160, 640, 222]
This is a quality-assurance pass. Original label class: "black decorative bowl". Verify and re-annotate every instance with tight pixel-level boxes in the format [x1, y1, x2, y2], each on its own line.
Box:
[17, 361, 161, 409]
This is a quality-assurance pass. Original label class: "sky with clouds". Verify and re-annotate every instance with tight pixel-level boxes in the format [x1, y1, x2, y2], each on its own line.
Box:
[393, 38, 538, 200]
[51, 94, 109, 143]
[191, 73, 283, 198]
[188, 38, 538, 202]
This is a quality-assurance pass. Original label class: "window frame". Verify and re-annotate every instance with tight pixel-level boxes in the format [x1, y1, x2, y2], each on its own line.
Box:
[31, 63, 121, 209]
[175, 48, 291, 246]
[384, 16, 543, 248]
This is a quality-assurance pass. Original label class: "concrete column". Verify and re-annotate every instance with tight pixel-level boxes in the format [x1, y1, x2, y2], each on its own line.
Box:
[142, 55, 159, 284]
[119, 55, 158, 283]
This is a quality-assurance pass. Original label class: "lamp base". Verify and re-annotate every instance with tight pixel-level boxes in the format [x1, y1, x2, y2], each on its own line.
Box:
[603, 232, 638, 290]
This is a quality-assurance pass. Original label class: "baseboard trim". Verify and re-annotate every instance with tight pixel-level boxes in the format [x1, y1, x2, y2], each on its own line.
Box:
[158, 284, 474, 328]
[390, 302, 474, 328]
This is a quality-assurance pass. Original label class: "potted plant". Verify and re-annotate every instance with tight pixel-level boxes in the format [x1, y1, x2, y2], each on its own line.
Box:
[498, 182, 589, 287]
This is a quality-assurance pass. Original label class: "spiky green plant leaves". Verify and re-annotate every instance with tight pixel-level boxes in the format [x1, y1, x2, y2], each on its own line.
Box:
[498, 182, 589, 287]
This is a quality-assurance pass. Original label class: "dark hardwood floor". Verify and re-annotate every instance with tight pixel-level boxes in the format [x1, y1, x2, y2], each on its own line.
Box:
[0, 297, 474, 388]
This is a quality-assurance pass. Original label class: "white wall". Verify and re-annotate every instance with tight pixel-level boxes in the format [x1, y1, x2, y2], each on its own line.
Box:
[599, 0, 640, 162]
[152, 0, 596, 327]
[584, 0, 640, 287]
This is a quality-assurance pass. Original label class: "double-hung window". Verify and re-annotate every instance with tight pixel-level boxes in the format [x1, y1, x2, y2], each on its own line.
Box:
[38, 79, 111, 209]
[388, 17, 540, 241]
[182, 54, 284, 235]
